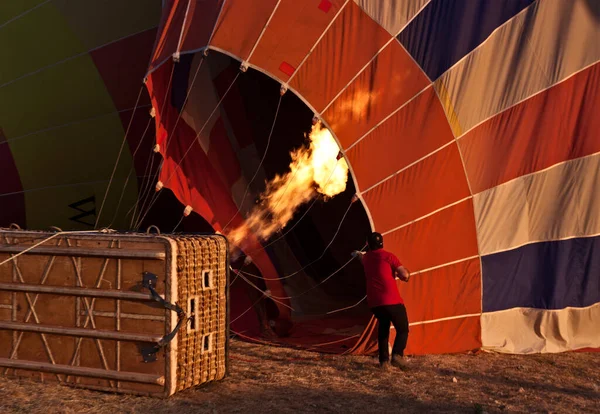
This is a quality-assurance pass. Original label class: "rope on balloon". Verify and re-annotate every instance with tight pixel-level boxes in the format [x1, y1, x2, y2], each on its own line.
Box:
[127, 151, 161, 228]
[0, 0, 51, 30]
[108, 117, 154, 228]
[0, 229, 114, 268]
[229, 240, 368, 320]
[171, 214, 185, 233]
[0, 176, 153, 200]
[163, 55, 206, 155]
[239, 253, 357, 301]
[230, 269, 367, 325]
[231, 248, 366, 314]
[132, 54, 205, 232]
[252, 201, 355, 282]
[250, 160, 343, 256]
[134, 72, 241, 231]
[94, 86, 145, 229]
[221, 93, 284, 233]
[234, 271, 294, 311]
[231, 189, 357, 287]
[229, 295, 265, 325]
[223, 158, 344, 283]
[128, 62, 177, 230]
[97, 54, 179, 230]
[325, 295, 367, 315]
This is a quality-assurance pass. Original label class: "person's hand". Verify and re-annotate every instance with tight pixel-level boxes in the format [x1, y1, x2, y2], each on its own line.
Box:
[351, 250, 364, 258]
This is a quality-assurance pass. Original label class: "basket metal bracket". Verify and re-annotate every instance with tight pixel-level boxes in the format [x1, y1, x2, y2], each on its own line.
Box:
[140, 272, 187, 362]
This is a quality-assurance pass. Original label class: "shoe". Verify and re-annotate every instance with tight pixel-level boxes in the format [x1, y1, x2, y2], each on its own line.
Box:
[379, 361, 392, 371]
[391, 356, 409, 370]
[260, 327, 279, 341]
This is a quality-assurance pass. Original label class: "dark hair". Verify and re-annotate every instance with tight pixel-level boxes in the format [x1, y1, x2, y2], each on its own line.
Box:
[367, 232, 383, 250]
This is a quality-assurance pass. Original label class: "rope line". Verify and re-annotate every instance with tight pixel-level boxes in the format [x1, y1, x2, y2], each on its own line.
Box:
[0, 230, 109, 268]
[128, 153, 159, 229]
[95, 86, 145, 229]
[229, 296, 264, 325]
[108, 117, 154, 228]
[164, 55, 205, 155]
[326, 296, 367, 315]
[163, 71, 241, 187]
[0, 105, 151, 147]
[134, 176, 164, 231]
[235, 272, 294, 311]
[131, 55, 203, 230]
[233, 242, 366, 303]
[135, 72, 241, 229]
[231, 262, 367, 317]
[222, 93, 283, 233]
[244, 201, 355, 282]
[228, 160, 343, 282]
[0, 176, 153, 199]
[239, 254, 354, 300]
[0, 0, 51, 30]
[248, 161, 341, 256]
[130, 62, 177, 228]
[172, 215, 185, 233]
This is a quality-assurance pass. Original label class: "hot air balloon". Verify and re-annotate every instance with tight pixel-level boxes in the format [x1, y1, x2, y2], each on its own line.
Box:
[144, 0, 600, 356]
[0, 0, 203, 234]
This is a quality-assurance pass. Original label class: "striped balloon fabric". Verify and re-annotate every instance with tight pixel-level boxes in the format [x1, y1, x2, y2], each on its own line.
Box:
[145, 0, 599, 355]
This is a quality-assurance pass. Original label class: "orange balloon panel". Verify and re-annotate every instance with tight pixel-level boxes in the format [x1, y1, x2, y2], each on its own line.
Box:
[362, 143, 470, 233]
[248, 0, 346, 82]
[151, 1, 188, 68]
[324, 40, 429, 148]
[289, 1, 390, 112]
[180, 0, 224, 53]
[210, 0, 279, 61]
[385, 199, 478, 272]
[404, 316, 481, 355]
[349, 315, 481, 356]
[399, 258, 481, 323]
[345, 86, 454, 189]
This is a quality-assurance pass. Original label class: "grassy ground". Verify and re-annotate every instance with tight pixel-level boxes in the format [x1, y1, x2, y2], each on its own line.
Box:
[0, 339, 598, 413]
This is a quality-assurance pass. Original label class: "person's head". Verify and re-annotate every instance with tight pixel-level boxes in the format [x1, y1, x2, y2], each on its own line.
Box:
[367, 232, 384, 251]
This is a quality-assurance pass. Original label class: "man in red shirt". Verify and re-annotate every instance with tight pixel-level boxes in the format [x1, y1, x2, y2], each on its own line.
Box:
[352, 232, 410, 369]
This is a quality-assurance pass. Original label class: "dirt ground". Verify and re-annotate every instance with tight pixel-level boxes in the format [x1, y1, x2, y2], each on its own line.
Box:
[0, 339, 598, 414]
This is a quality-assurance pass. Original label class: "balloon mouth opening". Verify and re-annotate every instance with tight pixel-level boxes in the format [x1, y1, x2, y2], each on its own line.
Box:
[150, 50, 374, 335]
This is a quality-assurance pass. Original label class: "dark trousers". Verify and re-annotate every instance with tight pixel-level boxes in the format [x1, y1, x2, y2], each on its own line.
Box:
[371, 304, 409, 363]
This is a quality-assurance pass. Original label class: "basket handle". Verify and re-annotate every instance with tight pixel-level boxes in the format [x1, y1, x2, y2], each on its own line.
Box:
[140, 272, 188, 362]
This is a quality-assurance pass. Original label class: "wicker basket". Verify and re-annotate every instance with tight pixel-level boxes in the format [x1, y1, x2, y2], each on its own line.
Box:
[0, 229, 229, 397]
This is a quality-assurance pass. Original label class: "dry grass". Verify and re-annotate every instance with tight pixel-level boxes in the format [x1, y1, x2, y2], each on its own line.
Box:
[0, 339, 598, 413]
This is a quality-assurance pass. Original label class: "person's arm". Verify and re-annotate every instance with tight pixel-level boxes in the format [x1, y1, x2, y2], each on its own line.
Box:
[388, 253, 410, 282]
[394, 265, 410, 282]
[351, 250, 365, 263]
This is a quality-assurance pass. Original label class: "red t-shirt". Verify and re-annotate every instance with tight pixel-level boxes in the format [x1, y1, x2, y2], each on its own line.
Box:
[362, 248, 403, 308]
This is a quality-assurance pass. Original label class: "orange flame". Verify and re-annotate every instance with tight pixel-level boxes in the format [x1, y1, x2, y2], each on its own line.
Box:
[227, 122, 348, 250]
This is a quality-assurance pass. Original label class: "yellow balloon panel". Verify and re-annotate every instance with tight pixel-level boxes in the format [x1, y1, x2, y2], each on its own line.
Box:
[0, 2, 84, 84]
[8, 114, 139, 230]
[0, 0, 48, 24]
[0, 54, 118, 138]
[53, 0, 161, 50]
[23, 179, 138, 231]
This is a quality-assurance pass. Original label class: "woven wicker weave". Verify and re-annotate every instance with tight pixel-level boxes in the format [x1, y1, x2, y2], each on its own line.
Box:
[172, 235, 228, 391]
